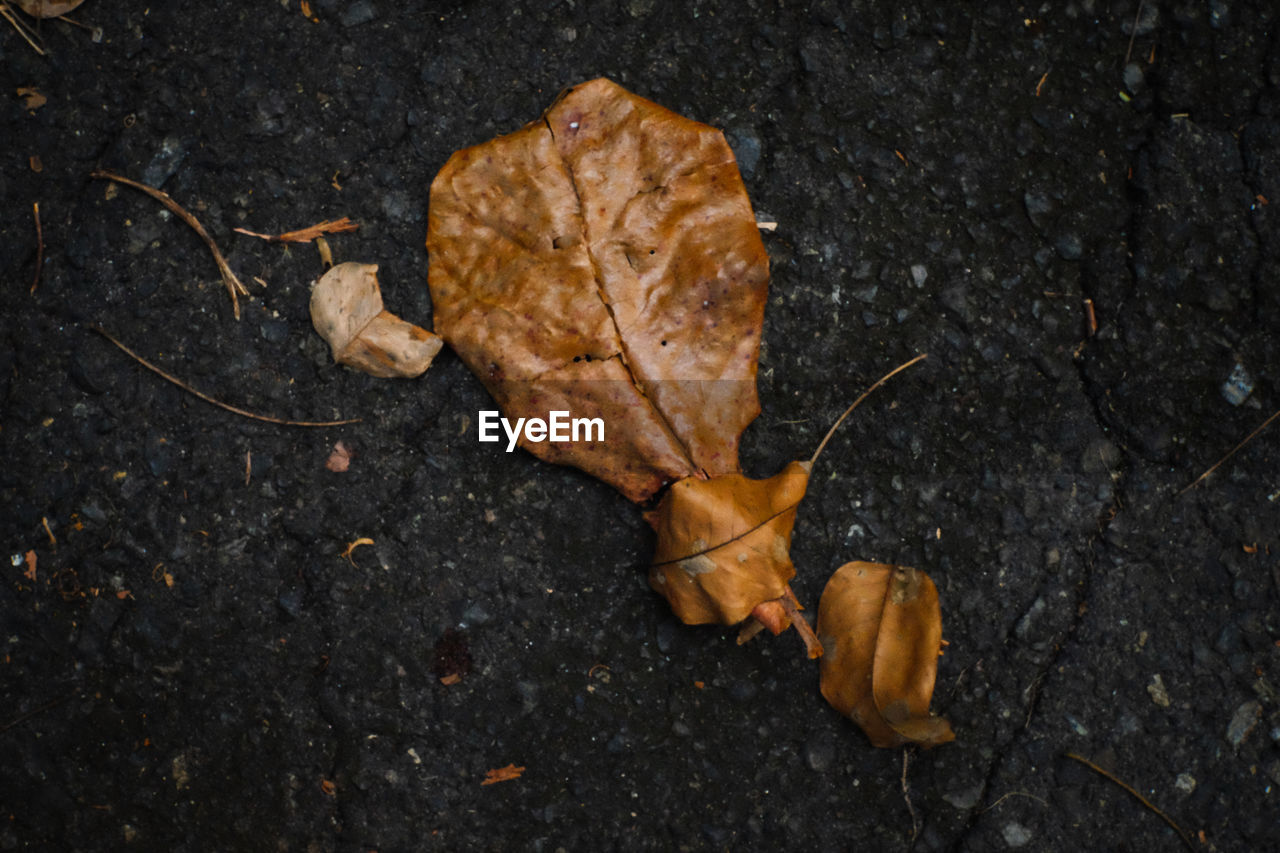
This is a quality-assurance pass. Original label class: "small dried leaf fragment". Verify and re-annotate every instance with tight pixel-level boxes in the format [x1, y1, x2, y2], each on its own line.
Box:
[481, 764, 525, 786]
[17, 87, 47, 111]
[340, 537, 374, 565]
[325, 440, 353, 472]
[311, 262, 442, 379]
[15, 1, 85, 17]
[647, 461, 809, 627]
[817, 561, 954, 748]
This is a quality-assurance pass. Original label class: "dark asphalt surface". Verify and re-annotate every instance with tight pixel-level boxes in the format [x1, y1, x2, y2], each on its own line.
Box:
[3, 3, 1278, 851]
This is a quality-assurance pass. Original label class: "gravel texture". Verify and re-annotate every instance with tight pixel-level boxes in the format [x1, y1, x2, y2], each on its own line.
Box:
[3, 2, 1278, 850]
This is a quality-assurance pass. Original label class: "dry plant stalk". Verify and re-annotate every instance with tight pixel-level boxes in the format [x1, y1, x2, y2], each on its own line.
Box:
[1065, 752, 1196, 850]
[0, 2, 45, 54]
[1180, 407, 1280, 495]
[91, 169, 250, 319]
[93, 326, 360, 427]
[30, 202, 43, 293]
[234, 217, 359, 243]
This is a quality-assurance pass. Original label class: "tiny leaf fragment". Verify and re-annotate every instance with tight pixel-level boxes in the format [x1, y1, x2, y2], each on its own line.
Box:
[480, 763, 525, 786]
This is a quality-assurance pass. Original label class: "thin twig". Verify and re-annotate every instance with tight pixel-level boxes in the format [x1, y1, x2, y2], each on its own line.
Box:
[234, 217, 359, 243]
[30, 201, 44, 293]
[809, 353, 928, 467]
[779, 586, 823, 658]
[90, 168, 250, 319]
[0, 2, 46, 55]
[54, 10, 93, 31]
[980, 790, 1050, 812]
[902, 749, 920, 842]
[0, 688, 80, 734]
[92, 326, 361, 427]
[1179, 406, 1280, 495]
[1124, 0, 1145, 65]
[654, 353, 931, 572]
[1065, 752, 1196, 851]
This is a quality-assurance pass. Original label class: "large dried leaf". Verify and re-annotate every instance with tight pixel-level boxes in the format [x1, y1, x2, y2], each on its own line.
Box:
[427, 78, 769, 503]
[817, 561, 954, 748]
[311, 262, 442, 379]
[646, 461, 810, 627]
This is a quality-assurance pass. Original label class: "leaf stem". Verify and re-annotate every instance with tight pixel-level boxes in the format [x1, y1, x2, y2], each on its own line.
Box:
[809, 353, 928, 469]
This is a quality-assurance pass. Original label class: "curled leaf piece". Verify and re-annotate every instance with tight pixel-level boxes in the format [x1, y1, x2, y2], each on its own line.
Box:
[817, 561, 954, 748]
[311, 262, 442, 379]
[647, 462, 813, 629]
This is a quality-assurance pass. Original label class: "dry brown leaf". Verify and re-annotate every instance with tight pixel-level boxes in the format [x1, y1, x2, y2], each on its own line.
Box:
[646, 462, 808, 627]
[14, 0, 85, 17]
[428, 77, 768, 503]
[480, 764, 525, 786]
[23, 550, 37, 581]
[817, 561, 954, 748]
[311, 262, 442, 379]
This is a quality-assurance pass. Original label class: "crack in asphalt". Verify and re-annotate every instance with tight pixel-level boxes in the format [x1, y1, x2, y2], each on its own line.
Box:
[943, 95, 1160, 853]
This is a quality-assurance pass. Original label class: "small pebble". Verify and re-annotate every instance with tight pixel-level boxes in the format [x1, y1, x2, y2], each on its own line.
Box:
[260, 318, 289, 345]
[461, 601, 492, 627]
[943, 784, 983, 810]
[1023, 190, 1054, 229]
[1002, 821, 1033, 848]
[1221, 363, 1254, 406]
[1147, 674, 1171, 708]
[1055, 231, 1083, 260]
[805, 735, 835, 772]
[1226, 700, 1262, 747]
[341, 0, 377, 27]
[142, 136, 189, 189]
[277, 589, 303, 619]
[1122, 62, 1144, 94]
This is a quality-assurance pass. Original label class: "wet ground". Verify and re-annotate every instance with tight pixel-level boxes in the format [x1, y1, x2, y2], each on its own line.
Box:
[3, 2, 1278, 850]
